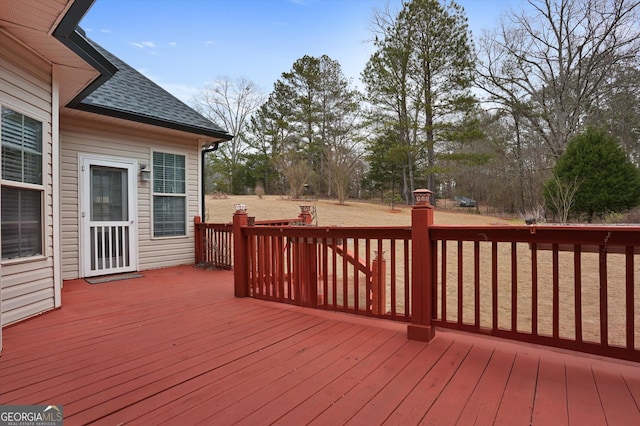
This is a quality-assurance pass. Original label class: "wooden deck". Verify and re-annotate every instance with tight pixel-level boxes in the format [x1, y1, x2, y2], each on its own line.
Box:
[1, 265, 639, 425]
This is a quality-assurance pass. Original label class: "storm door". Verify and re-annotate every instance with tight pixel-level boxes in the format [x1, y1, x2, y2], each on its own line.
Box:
[80, 157, 137, 277]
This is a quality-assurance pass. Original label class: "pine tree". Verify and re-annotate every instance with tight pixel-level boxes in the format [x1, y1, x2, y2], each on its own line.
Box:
[363, 0, 476, 201]
[544, 128, 640, 221]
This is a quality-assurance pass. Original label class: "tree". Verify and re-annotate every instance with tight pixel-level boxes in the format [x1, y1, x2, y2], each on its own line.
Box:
[325, 143, 363, 205]
[248, 81, 298, 194]
[585, 65, 640, 165]
[193, 77, 265, 194]
[476, 0, 640, 158]
[252, 55, 362, 197]
[543, 174, 582, 223]
[363, 128, 410, 209]
[277, 151, 315, 200]
[545, 128, 640, 221]
[363, 0, 476, 201]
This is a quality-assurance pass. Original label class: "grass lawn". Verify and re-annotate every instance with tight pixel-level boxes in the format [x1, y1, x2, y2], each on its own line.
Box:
[205, 194, 517, 226]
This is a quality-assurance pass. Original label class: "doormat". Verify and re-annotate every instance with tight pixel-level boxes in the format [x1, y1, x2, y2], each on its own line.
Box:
[85, 273, 144, 285]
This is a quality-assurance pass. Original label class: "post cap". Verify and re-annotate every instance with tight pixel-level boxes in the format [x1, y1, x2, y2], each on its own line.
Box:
[413, 189, 433, 206]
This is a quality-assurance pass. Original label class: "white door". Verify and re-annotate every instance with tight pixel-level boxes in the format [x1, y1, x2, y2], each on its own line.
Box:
[80, 157, 138, 277]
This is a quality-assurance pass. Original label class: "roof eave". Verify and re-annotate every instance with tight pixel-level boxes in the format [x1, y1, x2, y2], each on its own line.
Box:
[73, 103, 233, 141]
[52, 0, 118, 107]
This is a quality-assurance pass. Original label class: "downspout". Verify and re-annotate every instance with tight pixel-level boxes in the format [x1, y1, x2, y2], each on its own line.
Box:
[201, 142, 219, 221]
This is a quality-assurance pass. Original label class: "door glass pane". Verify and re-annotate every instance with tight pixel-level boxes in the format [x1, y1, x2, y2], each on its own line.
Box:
[91, 166, 128, 221]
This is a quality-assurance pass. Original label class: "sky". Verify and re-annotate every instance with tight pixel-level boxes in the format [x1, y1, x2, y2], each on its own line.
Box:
[80, 0, 526, 104]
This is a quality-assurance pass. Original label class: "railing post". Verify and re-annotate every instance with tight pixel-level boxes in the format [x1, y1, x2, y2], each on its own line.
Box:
[371, 251, 386, 315]
[304, 239, 318, 307]
[299, 205, 313, 225]
[408, 189, 436, 342]
[194, 216, 203, 265]
[233, 204, 249, 297]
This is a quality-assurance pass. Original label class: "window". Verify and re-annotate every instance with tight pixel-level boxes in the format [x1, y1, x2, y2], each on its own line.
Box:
[152, 151, 186, 237]
[1, 107, 43, 259]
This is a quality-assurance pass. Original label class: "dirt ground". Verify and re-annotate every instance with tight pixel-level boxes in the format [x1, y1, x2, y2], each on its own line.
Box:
[205, 195, 638, 349]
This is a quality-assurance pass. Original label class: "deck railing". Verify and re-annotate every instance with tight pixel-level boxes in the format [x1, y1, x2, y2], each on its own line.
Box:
[239, 225, 412, 322]
[228, 191, 639, 362]
[194, 217, 233, 269]
[430, 224, 639, 361]
[194, 208, 313, 269]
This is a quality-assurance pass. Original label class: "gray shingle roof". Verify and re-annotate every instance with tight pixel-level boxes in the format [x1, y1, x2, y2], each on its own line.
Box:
[72, 39, 232, 141]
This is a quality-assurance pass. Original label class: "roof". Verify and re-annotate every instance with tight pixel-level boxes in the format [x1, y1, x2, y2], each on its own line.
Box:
[44, 0, 232, 142]
[68, 38, 232, 141]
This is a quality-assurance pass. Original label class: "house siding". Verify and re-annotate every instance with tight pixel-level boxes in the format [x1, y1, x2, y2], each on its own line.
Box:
[60, 116, 200, 279]
[0, 33, 55, 326]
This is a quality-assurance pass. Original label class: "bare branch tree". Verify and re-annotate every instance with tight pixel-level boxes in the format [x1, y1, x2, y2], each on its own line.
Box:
[276, 152, 315, 199]
[544, 174, 582, 223]
[325, 143, 363, 205]
[193, 77, 265, 192]
[477, 0, 640, 157]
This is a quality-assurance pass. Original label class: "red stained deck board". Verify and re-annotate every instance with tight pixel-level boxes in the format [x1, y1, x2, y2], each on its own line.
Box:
[2, 306, 303, 404]
[307, 339, 429, 425]
[98, 320, 362, 425]
[592, 367, 640, 425]
[65, 313, 332, 424]
[344, 337, 454, 425]
[531, 358, 568, 425]
[626, 374, 640, 408]
[1, 265, 640, 425]
[420, 344, 495, 425]
[197, 324, 388, 425]
[50, 307, 300, 402]
[382, 340, 474, 425]
[1, 304, 280, 397]
[145, 321, 363, 424]
[493, 352, 539, 425]
[456, 349, 516, 425]
[272, 333, 411, 425]
[565, 362, 608, 425]
[234, 326, 395, 426]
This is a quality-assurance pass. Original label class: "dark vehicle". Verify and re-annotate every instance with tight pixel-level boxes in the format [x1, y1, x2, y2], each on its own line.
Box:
[455, 196, 476, 207]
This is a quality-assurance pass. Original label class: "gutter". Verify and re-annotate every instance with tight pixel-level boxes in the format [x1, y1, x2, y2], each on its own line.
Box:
[201, 142, 220, 220]
[52, 0, 118, 107]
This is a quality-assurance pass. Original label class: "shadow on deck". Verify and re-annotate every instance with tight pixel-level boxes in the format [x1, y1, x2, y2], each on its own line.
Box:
[1, 265, 639, 425]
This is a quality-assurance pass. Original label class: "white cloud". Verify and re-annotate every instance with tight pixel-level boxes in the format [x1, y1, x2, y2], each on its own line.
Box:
[168, 42, 177, 47]
[100, 29, 112, 33]
[204, 40, 216, 47]
[129, 41, 156, 49]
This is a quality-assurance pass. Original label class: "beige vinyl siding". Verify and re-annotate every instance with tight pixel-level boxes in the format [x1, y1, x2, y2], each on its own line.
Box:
[60, 116, 200, 279]
[1, 33, 55, 325]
